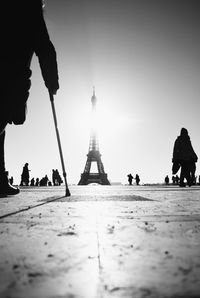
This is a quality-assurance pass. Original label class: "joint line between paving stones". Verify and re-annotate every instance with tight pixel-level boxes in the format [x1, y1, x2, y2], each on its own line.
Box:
[0, 196, 66, 220]
[96, 222, 102, 271]
[95, 219, 104, 298]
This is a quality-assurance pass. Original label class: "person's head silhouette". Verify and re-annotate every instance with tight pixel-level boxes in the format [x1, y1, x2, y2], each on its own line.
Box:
[180, 128, 188, 137]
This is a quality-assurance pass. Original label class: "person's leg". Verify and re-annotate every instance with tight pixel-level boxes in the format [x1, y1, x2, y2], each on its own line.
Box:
[190, 162, 196, 185]
[185, 169, 192, 186]
[0, 123, 20, 196]
[181, 161, 192, 187]
[179, 162, 186, 186]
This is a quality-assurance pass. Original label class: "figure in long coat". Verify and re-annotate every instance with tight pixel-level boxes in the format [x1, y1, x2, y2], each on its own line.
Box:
[172, 128, 198, 187]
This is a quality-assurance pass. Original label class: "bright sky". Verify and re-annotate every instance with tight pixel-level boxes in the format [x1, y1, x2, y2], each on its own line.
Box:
[6, 0, 200, 185]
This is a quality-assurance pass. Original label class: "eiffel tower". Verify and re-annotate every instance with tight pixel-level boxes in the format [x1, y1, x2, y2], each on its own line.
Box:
[78, 88, 110, 185]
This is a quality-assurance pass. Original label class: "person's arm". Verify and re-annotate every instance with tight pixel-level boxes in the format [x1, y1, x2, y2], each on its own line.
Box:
[31, 1, 59, 94]
[172, 139, 179, 162]
[190, 143, 198, 162]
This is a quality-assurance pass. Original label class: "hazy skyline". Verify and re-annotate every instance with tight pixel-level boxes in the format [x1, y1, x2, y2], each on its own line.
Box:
[6, 0, 200, 185]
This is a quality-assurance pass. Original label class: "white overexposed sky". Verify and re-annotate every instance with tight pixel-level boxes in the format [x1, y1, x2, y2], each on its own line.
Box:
[6, 0, 200, 185]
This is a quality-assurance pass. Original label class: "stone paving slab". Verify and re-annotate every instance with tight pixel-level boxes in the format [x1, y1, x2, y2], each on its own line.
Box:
[0, 185, 200, 298]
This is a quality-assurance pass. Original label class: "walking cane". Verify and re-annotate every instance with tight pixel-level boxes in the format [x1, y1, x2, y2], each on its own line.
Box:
[49, 91, 71, 197]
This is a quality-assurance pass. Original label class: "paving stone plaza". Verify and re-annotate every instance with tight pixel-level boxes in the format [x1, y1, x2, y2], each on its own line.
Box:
[0, 185, 200, 298]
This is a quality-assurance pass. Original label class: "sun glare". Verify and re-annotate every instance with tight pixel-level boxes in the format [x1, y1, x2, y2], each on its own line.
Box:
[95, 103, 132, 137]
[69, 93, 134, 148]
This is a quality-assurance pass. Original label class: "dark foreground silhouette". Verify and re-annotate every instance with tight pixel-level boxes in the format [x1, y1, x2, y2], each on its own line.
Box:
[0, 1, 59, 197]
[172, 128, 198, 187]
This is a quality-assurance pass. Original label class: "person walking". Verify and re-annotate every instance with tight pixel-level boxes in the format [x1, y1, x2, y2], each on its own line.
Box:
[9, 176, 14, 186]
[52, 169, 57, 186]
[172, 128, 198, 187]
[164, 175, 169, 185]
[55, 169, 63, 185]
[0, 1, 59, 196]
[20, 163, 30, 186]
[30, 178, 35, 186]
[127, 174, 133, 185]
[35, 178, 40, 187]
[135, 174, 140, 185]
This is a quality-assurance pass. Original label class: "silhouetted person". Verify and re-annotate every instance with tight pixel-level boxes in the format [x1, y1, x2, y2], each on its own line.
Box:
[30, 178, 35, 186]
[135, 174, 140, 185]
[127, 174, 133, 185]
[35, 178, 40, 186]
[40, 175, 49, 186]
[172, 128, 198, 187]
[44, 175, 49, 186]
[20, 163, 30, 186]
[39, 178, 44, 186]
[165, 175, 169, 185]
[0, 1, 59, 197]
[9, 176, 14, 186]
[175, 175, 179, 185]
[172, 175, 176, 184]
[55, 169, 62, 185]
[52, 169, 57, 186]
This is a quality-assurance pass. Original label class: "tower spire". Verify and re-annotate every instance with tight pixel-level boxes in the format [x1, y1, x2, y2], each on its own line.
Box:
[91, 86, 97, 110]
[78, 88, 110, 185]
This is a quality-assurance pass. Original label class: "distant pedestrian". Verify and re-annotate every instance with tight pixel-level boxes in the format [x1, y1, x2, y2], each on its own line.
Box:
[165, 175, 169, 185]
[55, 169, 62, 185]
[172, 176, 176, 184]
[127, 174, 133, 185]
[44, 175, 49, 186]
[20, 163, 30, 186]
[40, 175, 49, 186]
[172, 128, 198, 187]
[52, 169, 56, 186]
[30, 178, 35, 186]
[135, 174, 140, 185]
[35, 178, 39, 186]
[175, 175, 179, 185]
[9, 176, 14, 185]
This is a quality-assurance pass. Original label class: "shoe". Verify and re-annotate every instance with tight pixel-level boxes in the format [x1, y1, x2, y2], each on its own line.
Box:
[0, 171, 20, 196]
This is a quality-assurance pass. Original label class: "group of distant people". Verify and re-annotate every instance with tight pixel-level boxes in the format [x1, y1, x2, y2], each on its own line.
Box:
[127, 173, 140, 186]
[165, 174, 200, 186]
[19, 163, 63, 187]
[171, 175, 180, 185]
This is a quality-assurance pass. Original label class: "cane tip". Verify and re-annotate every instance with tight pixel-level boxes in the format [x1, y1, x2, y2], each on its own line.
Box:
[65, 188, 71, 197]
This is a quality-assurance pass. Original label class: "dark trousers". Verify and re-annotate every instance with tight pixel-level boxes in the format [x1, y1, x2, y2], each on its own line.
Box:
[180, 161, 194, 185]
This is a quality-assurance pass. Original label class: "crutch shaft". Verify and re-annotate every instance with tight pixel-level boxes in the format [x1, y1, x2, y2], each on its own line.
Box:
[49, 92, 70, 197]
